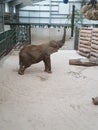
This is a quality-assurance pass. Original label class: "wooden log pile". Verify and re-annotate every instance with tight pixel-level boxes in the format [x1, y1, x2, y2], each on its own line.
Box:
[78, 27, 92, 57]
[81, 3, 98, 20]
[90, 28, 98, 63]
[69, 27, 98, 66]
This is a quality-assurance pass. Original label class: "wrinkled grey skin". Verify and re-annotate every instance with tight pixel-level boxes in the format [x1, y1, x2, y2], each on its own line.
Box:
[18, 27, 66, 75]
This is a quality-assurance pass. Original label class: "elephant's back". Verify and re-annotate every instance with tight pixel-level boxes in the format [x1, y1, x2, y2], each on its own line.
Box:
[19, 45, 37, 55]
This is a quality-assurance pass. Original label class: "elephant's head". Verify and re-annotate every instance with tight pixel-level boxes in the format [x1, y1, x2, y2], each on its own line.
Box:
[47, 41, 60, 55]
[45, 26, 66, 55]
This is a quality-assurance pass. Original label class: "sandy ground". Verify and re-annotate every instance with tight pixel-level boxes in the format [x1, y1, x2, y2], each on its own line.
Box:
[0, 49, 98, 130]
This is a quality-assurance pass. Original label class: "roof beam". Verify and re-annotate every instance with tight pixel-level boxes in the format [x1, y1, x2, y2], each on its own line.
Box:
[8, 0, 22, 6]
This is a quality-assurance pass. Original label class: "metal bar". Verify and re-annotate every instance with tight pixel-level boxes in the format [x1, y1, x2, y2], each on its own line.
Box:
[0, 1, 4, 32]
[71, 5, 75, 37]
[0, 29, 16, 58]
[19, 16, 67, 19]
[74, 27, 79, 50]
[19, 10, 58, 12]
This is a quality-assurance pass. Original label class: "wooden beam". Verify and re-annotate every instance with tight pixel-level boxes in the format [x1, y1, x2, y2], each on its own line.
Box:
[69, 58, 98, 66]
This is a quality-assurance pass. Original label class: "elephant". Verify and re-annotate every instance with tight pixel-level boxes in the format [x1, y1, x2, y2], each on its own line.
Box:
[18, 26, 66, 75]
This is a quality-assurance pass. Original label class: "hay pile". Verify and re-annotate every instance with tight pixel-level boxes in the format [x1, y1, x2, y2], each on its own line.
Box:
[81, 3, 98, 20]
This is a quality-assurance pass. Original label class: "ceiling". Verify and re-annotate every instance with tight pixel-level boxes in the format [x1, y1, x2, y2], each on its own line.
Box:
[21, 0, 45, 6]
[5, 0, 45, 5]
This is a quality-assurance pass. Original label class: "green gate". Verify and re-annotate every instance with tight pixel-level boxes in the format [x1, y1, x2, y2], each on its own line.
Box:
[0, 29, 16, 58]
[0, 23, 31, 59]
[10, 23, 31, 47]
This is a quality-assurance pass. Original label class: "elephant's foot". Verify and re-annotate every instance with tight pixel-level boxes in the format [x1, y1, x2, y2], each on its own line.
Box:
[44, 69, 52, 73]
[18, 65, 26, 75]
[18, 68, 25, 75]
[18, 70, 24, 75]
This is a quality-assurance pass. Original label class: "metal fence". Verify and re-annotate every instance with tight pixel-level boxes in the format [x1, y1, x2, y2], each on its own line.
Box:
[0, 23, 31, 59]
[10, 23, 31, 47]
[0, 29, 16, 58]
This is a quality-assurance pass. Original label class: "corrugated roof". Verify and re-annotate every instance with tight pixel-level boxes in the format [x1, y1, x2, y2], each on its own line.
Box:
[20, 0, 32, 5]
[5, 0, 45, 5]
[21, 0, 45, 5]
[32, 0, 45, 3]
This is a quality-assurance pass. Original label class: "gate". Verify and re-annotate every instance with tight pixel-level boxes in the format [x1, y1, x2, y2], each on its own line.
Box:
[0, 23, 31, 59]
[0, 29, 16, 58]
[10, 23, 31, 48]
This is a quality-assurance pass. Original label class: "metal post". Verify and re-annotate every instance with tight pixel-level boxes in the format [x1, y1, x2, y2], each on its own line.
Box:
[16, 5, 21, 23]
[49, 0, 51, 25]
[9, 5, 14, 23]
[0, 0, 4, 32]
[71, 5, 75, 37]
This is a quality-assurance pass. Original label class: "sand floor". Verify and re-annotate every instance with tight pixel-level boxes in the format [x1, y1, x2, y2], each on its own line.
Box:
[0, 50, 98, 130]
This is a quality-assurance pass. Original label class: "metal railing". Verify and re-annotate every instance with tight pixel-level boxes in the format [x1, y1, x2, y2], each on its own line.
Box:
[0, 23, 31, 59]
[0, 29, 16, 58]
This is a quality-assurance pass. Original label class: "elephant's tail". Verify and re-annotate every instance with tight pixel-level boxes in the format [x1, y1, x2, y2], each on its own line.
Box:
[19, 54, 23, 66]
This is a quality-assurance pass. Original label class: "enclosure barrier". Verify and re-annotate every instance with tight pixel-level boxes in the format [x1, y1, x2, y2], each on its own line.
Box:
[0, 29, 16, 59]
[0, 23, 31, 59]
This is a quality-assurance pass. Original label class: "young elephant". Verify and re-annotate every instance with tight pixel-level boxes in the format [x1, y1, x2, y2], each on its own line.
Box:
[18, 27, 66, 75]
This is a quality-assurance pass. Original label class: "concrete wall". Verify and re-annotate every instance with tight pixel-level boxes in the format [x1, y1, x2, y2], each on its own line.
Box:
[31, 27, 74, 49]
[4, 25, 10, 31]
[4, 26, 74, 50]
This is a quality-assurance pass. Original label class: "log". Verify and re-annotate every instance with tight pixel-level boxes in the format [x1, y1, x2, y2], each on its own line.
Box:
[69, 58, 98, 66]
[92, 40, 98, 45]
[78, 51, 90, 57]
[90, 56, 98, 62]
[91, 48, 98, 53]
[91, 51, 98, 57]
[92, 33, 98, 37]
[79, 47, 91, 53]
[80, 27, 92, 30]
[79, 40, 91, 45]
[91, 43, 98, 50]
[92, 36, 98, 41]
[80, 37, 91, 41]
[79, 44, 91, 49]
[80, 33, 92, 37]
[80, 30, 92, 34]
[93, 28, 98, 33]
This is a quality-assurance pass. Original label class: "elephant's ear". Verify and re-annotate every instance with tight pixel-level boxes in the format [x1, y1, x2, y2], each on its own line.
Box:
[46, 47, 53, 55]
[49, 41, 58, 48]
[46, 41, 59, 55]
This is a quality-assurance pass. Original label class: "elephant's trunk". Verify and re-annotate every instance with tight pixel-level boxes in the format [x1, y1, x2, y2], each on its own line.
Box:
[58, 26, 66, 48]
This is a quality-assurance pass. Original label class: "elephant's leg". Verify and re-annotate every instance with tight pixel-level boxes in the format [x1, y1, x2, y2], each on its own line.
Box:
[43, 56, 52, 73]
[18, 55, 26, 75]
[18, 65, 26, 75]
[18, 64, 31, 75]
[18, 55, 31, 75]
